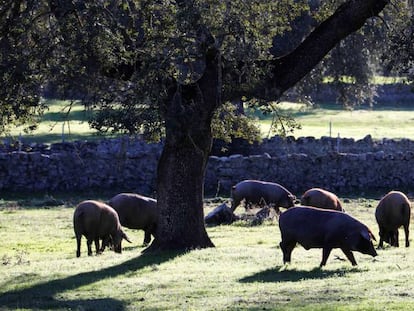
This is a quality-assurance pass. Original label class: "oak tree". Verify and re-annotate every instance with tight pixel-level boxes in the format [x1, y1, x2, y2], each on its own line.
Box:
[0, 0, 391, 251]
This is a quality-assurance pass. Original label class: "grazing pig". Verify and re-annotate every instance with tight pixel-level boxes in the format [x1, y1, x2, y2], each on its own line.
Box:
[301, 188, 344, 212]
[375, 191, 411, 248]
[73, 200, 131, 257]
[279, 206, 377, 266]
[231, 180, 295, 212]
[108, 193, 158, 246]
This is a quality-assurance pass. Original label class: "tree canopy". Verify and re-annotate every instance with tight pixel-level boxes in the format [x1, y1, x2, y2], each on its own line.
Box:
[0, 0, 401, 251]
[2, 1, 410, 136]
[0, 1, 305, 137]
[271, 1, 413, 109]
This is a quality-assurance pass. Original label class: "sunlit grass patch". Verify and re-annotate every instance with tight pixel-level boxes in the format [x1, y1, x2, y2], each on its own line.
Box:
[6, 100, 112, 144]
[258, 101, 414, 140]
[4, 97, 414, 146]
[0, 196, 413, 310]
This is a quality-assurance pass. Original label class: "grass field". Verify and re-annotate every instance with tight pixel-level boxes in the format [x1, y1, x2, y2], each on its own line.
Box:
[258, 101, 414, 140]
[6, 100, 108, 144]
[1, 196, 414, 310]
[3, 93, 414, 310]
[5, 99, 414, 145]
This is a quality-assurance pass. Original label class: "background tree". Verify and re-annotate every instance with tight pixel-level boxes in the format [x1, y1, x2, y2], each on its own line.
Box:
[276, 0, 413, 109]
[382, 1, 414, 83]
[1, 0, 392, 251]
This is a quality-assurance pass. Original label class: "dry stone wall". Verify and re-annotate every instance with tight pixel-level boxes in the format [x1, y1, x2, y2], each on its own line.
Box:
[205, 151, 414, 196]
[1, 135, 414, 197]
[0, 138, 162, 196]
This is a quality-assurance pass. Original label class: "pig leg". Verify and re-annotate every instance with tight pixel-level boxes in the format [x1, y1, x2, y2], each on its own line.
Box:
[320, 247, 333, 266]
[377, 227, 385, 248]
[244, 200, 250, 210]
[392, 230, 399, 247]
[143, 230, 151, 245]
[341, 248, 357, 266]
[94, 238, 101, 255]
[280, 240, 296, 264]
[100, 236, 111, 252]
[87, 239, 93, 256]
[76, 236, 81, 257]
[99, 239, 106, 253]
[404, 224, 410, 247]
[388, 230, 399, 247]
[231, 199, 240, 211]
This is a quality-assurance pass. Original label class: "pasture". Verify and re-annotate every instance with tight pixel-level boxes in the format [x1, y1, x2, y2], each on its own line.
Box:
[257, 101, 414, 140]
[6, 100, 105, 144]
[2, 98, 414, 310]
[1, 196, 414, 310]
[6, 100, 414, 144]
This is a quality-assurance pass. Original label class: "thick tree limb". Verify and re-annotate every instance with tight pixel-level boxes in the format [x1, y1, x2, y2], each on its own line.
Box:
[260, 0, 390, 100]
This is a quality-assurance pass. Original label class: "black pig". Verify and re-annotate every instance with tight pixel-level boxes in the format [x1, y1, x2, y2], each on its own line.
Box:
[231, 179, 295, 212]
[375, 190, 411, 248]
[73, 200, 131, 257]
[279, 206, 377, 266]
[109, 193, 158, 246]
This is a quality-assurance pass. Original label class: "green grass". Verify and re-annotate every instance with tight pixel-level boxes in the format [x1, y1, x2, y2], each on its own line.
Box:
[259, 102, 414, 140]
[1, 196, 414, 310]
[5, 99, 414, 145]
[6, 100, 109, 144]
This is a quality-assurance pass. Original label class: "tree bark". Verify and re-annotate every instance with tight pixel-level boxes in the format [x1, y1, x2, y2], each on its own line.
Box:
[145, 49, 220, 252]
[146, 133, 215, 251]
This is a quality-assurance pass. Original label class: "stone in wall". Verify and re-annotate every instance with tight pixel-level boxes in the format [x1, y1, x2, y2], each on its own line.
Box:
[2, 135, 414, 197]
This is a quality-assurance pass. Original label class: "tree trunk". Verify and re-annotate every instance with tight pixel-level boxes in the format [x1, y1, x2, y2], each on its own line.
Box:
[147, 133, 215, 251]
[145, 49, 220, 252]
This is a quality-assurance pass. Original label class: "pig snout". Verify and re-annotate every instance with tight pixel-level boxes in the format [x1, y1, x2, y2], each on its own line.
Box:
[362, 242, 378, 257]
[355, 231, 377, 257]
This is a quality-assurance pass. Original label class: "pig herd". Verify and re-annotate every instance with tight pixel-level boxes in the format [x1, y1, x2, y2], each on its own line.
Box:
[73, 193, 158, 257]
[73, 179, 411, 267]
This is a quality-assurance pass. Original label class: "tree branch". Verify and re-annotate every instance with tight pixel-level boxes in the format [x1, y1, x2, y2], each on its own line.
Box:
[259, 0, 390, 100]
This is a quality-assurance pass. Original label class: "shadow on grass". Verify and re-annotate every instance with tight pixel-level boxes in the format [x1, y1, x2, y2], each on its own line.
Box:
[0, 250, 182, 310]
[240, 265, 364, 283]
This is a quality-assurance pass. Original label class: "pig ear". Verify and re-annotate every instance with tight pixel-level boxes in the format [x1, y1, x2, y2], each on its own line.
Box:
[369, 229, 377, 242]
[122, 231, 132, 243]
[360, 230, 370, 241]
[361, 230, 376, 242]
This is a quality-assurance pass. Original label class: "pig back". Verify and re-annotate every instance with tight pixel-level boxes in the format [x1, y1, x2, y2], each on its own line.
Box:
[279, 206, 337, 241]
[279, 206, 368, 248]
[375, 191, 411, 228]
[234, 180, 294, 207]
[74, 200, 120, 238]
[109, 193, 158, 229]
[262, 182, 293, 204]
[74, 202, 98, 237]
[301, 188, 344, 211]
